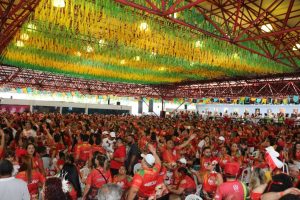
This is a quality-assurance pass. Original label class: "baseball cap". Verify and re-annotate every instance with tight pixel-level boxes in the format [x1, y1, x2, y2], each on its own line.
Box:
[102, 131, 109, 135]
[178, 158, 187, 165]
[218, 136, 225, 141]
[110, 132, 116, 138]
[141, 154, 155, 166]
[224, 162, 240, 176]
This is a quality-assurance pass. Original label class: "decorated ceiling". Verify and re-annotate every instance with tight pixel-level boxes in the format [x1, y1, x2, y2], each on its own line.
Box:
[1, 0, 299, 84]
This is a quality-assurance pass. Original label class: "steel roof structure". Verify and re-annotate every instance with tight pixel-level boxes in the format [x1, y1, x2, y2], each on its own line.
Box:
[0, 0, 300, 98]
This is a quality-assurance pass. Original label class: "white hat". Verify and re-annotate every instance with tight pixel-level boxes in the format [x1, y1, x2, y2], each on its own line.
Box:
[141, 154, 155, 166]
[102, 131, 109, 135]
[178, 158, 187, 164]
[218, 136, 225, 141]
[110, 132, 116, 138]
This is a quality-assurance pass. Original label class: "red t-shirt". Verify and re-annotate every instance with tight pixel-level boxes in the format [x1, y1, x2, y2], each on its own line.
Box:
[75, 142, 92, 162]
[86, 167, 112, 188]
[0, 147, 3, 159]
[200, 157, 214, 171]
[162, 147, 180, 164]
[110, 145, 126, 169]
[131, 163, 161, 198]
[218, 155, 231, 169]
[16, 170, 45, 196]
[113, 175, 131, 190]
[203, 172, 219, 194]
[215, 180, 248, 200]
[91, 145, 106, 155]
[178, 175, 196, 195]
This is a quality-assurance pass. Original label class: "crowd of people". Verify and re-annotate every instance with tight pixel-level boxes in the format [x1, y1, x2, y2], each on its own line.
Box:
[0, 111, 300, 200]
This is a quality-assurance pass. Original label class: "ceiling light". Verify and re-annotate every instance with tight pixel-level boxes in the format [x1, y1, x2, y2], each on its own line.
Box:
[159, 67, 166, 71]
[261, 24, 273, 33]
[233, 53, 239, 59]
[75, 51, 82, 57]
[150, 51, 157, 57]
[134, 56, 141, 61]
[195, 40, 204, 48]
[120, 59, 126, 65]
[139, 22, 149, 31]
[27, 23, 37, 32]
[292, 43, 300, 51]
[98, 39, 106, 47]
[16, 40, 24, 47]
[20, 33, 29, 41]
[86, 45, 93, 53]
[53, 0, 65, 8]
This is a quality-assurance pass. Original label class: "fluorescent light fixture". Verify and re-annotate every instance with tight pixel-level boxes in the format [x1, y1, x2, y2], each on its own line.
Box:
[139, 22, 149, 31]
[98, 39, 106, 47]
[195, 40, 204, 48]
[53, 0, 65, 8]
[233, 53, 239, 59]
[292, 43, 300, 51]
[120, 59, 126, 65]
[20, 33, 29, 41]
[16, 40, 24, 47]
[134, 56, 141, 61]
[27, 23, 37, 32]
[86, 45, 93, 53]
[75, 51, 81, 57]
[261, 24, 273, 32]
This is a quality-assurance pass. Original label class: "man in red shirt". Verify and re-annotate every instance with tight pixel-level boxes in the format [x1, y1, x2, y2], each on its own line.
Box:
[75, 134, 91, 167]
[110, 138, 126, 176]
[215, 162, 249, 200]
[127, 144, 161, 200]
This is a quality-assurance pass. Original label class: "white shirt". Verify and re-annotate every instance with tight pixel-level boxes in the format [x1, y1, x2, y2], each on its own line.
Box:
[0, 177, 30, 200]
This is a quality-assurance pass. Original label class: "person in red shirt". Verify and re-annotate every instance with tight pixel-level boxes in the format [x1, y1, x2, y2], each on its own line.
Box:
[16, 155, 45, 200]
[113, 166, 132, 191]
[83, 154, 112, 199]
[26, 143, 45, 176]
[167, 167, 197, 199]
[0, 129, 4, 159]
[75, 134, 92, 168]
[161, 134, 196, 169]
[214, 162, 249, 200]
[202, 161, 223, 199]
[110, 138, 126, 176]
[127, 144, 161, 200]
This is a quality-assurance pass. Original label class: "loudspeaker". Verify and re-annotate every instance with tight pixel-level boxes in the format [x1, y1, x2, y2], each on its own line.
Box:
[160, 111, 166, 118]
[149, 99, 154, 112]
[184, 104, 187, 110]
[192, 99, 197, 103]
[138, 100, 143, 114]
[117, 102, 120, 105]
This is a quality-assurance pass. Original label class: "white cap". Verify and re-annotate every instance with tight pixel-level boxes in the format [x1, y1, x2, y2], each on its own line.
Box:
[102, 131, 109, 135]
[110, 132, 116, 138]
[141, 154, 155, 166]
[218, 136, 225, 141]
[178, 157, 187, 164]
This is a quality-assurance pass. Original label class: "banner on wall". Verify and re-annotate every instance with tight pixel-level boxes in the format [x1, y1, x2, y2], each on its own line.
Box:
[0, 105, 30, 113]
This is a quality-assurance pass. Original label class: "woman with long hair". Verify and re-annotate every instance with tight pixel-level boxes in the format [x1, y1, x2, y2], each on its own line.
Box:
[249, 168, 268, 200]
[26, 143, 46, 176]
[83, 154, 112, 200]
[166, 167, 196, 200]
[16, 155, 45, 200]
[60, 161, 82, 200]
[42, 177, 71, 200]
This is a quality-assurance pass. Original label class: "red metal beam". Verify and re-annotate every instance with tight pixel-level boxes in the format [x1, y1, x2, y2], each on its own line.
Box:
[232, 0, 241, 36]
[237, 26, 300, 42]
[233, 0, 285, 42]
[163, 0, 206, 15]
